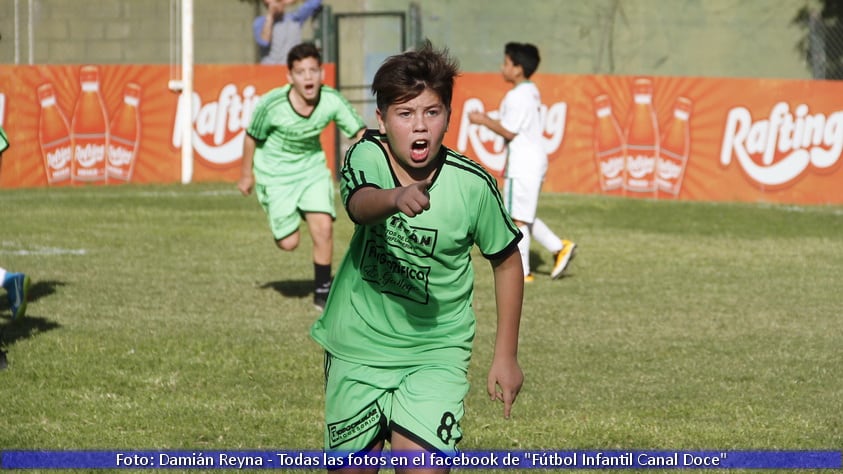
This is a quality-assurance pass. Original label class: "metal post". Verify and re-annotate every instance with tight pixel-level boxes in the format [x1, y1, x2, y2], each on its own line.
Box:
[180, 0, 194, 184]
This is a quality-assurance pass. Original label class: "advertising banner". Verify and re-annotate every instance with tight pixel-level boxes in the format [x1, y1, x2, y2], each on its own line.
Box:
[0, 64, 338, 188]
[2, 65, 843, 205]
[447, 73, 843, 204]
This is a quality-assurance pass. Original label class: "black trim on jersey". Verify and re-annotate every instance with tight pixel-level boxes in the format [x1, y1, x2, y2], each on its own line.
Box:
[351, 130, 446, 188]
[323, 352, 332, 386]
[368, 132, 403, 187]
[340, 131, 385, 224]
[340, 136, 515, 253]
[296, 209, 336, 222]
[349, 126, 367, 140]
[287, 85, 325, 120]
[440, 149, 523, 259]
[341, 130, 383, 185]
[483, 237, 522, 261]
[249, 88, 289, 135]
[443, 150, 509, 214]
[390, 422, 449, 456]
[344, 184, 380, 225]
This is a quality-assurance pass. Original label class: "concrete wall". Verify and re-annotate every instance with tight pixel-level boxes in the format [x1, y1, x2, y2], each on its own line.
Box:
[0, 0, 814, 79]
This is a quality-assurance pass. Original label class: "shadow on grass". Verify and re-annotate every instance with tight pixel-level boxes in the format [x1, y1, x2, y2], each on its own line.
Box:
[529, 249, 578, 278]
[259, 279, 313, 297]
[0, 280, 65, 369]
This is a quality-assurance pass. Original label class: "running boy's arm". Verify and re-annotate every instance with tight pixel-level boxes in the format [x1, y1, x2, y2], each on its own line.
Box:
[487, 248, 524, 419]
[468, 111, 516, 142]
[237, 134, 257, 196]
[347, 178, 432, 224]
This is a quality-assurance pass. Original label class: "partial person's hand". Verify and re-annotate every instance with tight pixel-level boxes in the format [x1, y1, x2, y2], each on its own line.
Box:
[268, 0, 285, 15]
[237, 175, 255, 196]
[468, 111, 486, 126]
[394, 178, 431, 217]
[487, 356, 523, 419]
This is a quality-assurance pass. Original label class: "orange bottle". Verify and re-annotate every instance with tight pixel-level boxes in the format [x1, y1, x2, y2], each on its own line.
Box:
[37, 83, 73, 184]
[592, 94, 625, 193]
[623, 77, 659, 195]
[657, 97, 693, 197]
[71, 65, 109, 183]
[107, 83, 141, 181]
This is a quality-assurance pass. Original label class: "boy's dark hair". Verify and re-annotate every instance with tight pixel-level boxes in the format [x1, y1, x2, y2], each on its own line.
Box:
[287, 42, 322, 69]
[371, 40, 460, 113]
[505, 42, 540, 78]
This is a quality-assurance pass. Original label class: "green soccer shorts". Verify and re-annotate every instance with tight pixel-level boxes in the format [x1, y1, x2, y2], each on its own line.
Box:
[323, 353, 468, 455]
[255, 170, 336, 240]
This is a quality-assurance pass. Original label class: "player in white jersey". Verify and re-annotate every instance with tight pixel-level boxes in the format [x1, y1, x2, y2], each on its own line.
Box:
[469, 42, 576, 282]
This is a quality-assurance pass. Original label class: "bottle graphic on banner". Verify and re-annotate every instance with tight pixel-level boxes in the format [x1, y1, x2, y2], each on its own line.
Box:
[623, 77, 659, 194]
[37, 83, 73, 184]
[593, 94, 625, 193]
[71, 65, 109, 183]
[657, 97, 693, 197]
[107, 83, 142, 181]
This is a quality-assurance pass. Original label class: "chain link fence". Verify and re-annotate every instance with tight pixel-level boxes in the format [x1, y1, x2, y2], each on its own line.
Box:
[794, 4, 843, 80]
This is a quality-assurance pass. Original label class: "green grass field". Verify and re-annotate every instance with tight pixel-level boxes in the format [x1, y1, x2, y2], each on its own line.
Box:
[1, 183, 841, 473]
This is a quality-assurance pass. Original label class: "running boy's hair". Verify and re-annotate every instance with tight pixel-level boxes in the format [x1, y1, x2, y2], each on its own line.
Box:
[287, 42, 322, 69]
[371, 40, 460, 114]
[505, 42, 540, 78]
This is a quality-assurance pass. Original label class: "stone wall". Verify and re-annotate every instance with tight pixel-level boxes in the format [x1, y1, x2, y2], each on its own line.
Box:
[0, 0, 813, 79]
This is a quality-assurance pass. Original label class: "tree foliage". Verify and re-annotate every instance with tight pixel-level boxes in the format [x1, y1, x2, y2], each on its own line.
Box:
[793, 0, 843, 79]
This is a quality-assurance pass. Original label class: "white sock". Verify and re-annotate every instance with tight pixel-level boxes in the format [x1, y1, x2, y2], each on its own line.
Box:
[0, 268, 6, 285]
[517, 225, 531, 275]
[532, 218, 563, 253]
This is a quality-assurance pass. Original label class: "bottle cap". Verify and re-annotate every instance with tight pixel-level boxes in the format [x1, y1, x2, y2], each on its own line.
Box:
[37, 83, 56, 101]
[80, 65, 100, 85]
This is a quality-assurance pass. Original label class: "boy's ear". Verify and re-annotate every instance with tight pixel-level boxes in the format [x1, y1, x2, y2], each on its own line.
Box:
[375, 108, 387, 134]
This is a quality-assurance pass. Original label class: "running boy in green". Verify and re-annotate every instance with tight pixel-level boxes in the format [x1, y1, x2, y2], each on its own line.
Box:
[311, 42, 525, 470]
[239, 42, 365, 311]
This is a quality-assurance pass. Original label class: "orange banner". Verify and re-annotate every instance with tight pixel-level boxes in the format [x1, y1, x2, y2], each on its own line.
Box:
[446, 73, 843, 204]
[0, 64, 337, 188]
[2, 65, 843, 205]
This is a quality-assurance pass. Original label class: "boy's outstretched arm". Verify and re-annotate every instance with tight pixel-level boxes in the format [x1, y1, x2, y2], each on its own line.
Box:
[487, 248, 524, 419]
[347, 178, 432, 224]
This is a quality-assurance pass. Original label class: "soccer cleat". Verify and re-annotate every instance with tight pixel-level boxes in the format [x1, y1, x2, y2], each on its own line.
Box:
[313, 292, 327, 312]
[313, 280, 331, 312]
[551, 240, 577, 280]
[524, 273, 535, 283]
[5, 273, 31, 320]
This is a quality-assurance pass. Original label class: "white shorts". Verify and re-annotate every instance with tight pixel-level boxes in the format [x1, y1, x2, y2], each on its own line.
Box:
[502, 174, 543, 224]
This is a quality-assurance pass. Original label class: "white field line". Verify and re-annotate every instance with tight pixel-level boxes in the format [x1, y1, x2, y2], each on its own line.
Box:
[0, 243, 87, 256]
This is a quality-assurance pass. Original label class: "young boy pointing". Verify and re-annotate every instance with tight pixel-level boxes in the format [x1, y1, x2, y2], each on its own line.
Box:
[310, 41, 524, 472]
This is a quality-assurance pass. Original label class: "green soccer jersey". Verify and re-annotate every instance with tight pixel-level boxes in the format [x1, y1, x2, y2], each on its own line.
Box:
[246, 84, 365, 185]
[310, 132, 522, 368]
[0, 125, 8, 154]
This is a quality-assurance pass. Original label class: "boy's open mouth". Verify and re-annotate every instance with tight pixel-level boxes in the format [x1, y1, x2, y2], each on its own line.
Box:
[410, 139, 429, 161]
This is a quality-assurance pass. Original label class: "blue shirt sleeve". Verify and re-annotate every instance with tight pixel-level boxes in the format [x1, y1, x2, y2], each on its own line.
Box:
[290, 0, 322, 23]
[253, 16, 269, 47]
